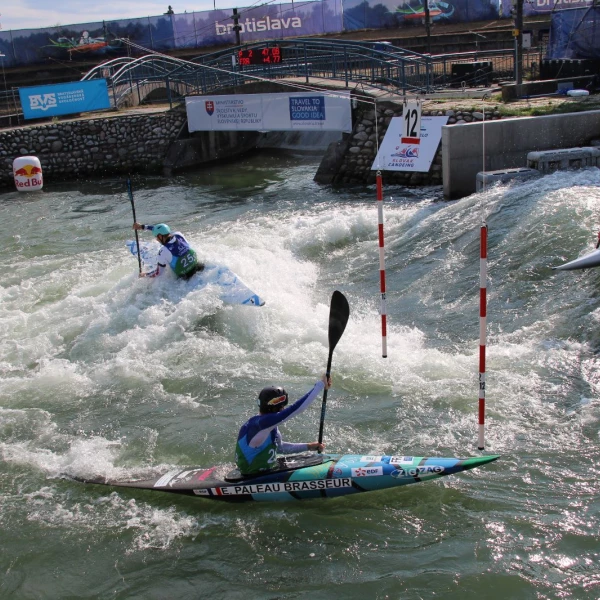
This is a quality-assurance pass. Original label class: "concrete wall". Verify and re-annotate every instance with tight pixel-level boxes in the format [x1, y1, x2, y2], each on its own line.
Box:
[5, 94, 600, 199]
[442, 110, 600, 199]
[163, 131, 262, 175]
[500, 76, 595, 102]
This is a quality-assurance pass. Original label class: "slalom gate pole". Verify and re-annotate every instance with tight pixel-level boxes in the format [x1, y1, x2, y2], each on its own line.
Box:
[376, 170, 387, 358]
[478, 223, 487, 450]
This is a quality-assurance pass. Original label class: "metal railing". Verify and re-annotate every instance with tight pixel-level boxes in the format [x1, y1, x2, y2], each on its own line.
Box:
[0, 39, 548, 123]
[76, 38, 436, 109]
[187, 38, 434, 95]
[0, 87, 24, 127]
[90, 39, 543, 109]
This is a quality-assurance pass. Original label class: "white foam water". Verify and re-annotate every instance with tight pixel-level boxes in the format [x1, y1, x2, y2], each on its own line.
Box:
[2, 161, 600, 599]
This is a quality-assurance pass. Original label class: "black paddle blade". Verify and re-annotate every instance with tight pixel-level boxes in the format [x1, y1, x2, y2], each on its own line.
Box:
[319, 290, 350, 453]
[328, 291, 350, 355]
[318, 290, 350, 447]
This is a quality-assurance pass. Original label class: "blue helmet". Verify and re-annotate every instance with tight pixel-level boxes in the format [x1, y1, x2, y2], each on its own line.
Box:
[152, 223, 171, 236]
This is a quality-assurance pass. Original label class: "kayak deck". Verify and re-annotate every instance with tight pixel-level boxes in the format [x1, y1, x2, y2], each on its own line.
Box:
[70, 452, 500, 502]
[553, 247, 600, 271]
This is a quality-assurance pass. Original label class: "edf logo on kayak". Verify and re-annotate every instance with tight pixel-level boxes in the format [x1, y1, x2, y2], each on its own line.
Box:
[351, 467, 383, 477]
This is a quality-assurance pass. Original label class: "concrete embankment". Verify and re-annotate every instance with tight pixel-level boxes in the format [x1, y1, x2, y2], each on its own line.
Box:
[2, 98, 600, 199]
[316, 99, 600, 198]
[0, 100, 498, 194]
[442, 110, 600, 198]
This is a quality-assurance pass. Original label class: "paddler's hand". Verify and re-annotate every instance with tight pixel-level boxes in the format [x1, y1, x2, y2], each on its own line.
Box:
[133, 222, 143, 231]
[321, 374, 332, 390]
[307, 442, 325, 452]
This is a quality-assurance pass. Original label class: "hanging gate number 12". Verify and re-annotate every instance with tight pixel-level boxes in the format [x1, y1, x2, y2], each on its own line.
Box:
[401, 99, 422, 144]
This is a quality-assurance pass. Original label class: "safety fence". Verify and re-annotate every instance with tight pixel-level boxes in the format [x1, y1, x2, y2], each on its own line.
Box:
[0, 39, 545, 125]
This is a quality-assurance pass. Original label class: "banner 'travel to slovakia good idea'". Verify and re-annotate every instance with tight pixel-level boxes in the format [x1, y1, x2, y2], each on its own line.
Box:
[372, 116, 449, 172]
[186, 92, 352, 132]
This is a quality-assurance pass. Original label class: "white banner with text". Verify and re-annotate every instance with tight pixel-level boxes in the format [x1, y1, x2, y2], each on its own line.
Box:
[186, 92, 352, 132]
[371, 116, 449, 172]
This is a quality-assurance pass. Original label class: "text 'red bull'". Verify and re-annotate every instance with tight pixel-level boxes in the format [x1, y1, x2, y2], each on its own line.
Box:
[13, 163, 43, 190]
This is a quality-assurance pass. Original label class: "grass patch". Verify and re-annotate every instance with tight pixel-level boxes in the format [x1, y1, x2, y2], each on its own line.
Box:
[497, 94, 600, 117]
[425, 92, 600, 118]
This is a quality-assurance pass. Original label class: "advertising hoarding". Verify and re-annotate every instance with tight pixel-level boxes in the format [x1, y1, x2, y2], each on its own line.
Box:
[19, 79, 111, 119]
[187, 92, 352, 132]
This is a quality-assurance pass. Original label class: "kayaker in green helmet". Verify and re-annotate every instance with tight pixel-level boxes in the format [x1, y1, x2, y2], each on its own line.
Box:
[133, 222, 203, 279]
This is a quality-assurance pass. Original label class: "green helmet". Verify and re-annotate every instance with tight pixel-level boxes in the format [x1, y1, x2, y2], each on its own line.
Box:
[152, 223, 171, 236]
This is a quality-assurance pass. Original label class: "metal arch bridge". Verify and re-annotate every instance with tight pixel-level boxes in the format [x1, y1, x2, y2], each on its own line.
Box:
[81, 39, 442, 108]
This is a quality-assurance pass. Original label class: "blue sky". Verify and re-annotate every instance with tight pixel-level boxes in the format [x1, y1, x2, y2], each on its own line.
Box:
[1, 1, 253, 31]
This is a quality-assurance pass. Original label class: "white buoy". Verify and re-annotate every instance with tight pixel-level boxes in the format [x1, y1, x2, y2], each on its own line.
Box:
[567, 89, 590, 97]
[13, 156, 43, 191]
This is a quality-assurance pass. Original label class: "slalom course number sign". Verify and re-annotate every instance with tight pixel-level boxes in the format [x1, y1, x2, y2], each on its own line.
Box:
[402, 99, 421, 144]
[371, 115, 449, 172]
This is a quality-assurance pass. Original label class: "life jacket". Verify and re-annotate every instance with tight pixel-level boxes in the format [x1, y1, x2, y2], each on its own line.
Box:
[162, 233, 199, 277]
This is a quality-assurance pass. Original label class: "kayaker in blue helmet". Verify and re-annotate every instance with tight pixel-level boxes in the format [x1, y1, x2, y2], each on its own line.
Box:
[133, 222, 203, 279]
[235, 374, 331, 476]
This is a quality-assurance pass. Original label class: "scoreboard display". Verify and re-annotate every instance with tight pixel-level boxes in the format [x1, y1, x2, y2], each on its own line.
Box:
[238, 47, 282, 66]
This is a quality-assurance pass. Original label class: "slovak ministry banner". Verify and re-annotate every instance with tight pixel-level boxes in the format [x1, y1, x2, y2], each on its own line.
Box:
[186, 92, 352, 132]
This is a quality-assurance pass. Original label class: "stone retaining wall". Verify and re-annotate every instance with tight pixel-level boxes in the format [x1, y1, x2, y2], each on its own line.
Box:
[326, 103, 503, 186]
[0, 110, 186, 190]
[0, 101, 507, 193]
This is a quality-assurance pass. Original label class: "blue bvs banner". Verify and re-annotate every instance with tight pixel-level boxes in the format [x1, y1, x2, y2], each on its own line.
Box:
[19, 80, 111, 120]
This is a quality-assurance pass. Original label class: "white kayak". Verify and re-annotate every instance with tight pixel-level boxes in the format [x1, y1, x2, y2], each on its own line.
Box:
[126, 240, 265, 306]
[553, 247, 600, 271]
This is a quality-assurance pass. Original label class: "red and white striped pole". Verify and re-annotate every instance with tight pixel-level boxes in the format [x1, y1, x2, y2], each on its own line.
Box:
[376, 170, 387, 358]
[478, 223, 487, 450]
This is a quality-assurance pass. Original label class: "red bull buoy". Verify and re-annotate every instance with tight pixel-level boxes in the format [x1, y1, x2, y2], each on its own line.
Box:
[13, 156, 43, 192]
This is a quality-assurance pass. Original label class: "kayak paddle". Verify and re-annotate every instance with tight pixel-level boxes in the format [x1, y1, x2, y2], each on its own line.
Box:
[318, 290, 350, 451]
[127, 177, 142, 276]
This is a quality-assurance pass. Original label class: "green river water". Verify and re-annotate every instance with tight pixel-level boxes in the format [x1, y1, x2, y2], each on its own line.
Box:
[1, 152, 600, 599]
